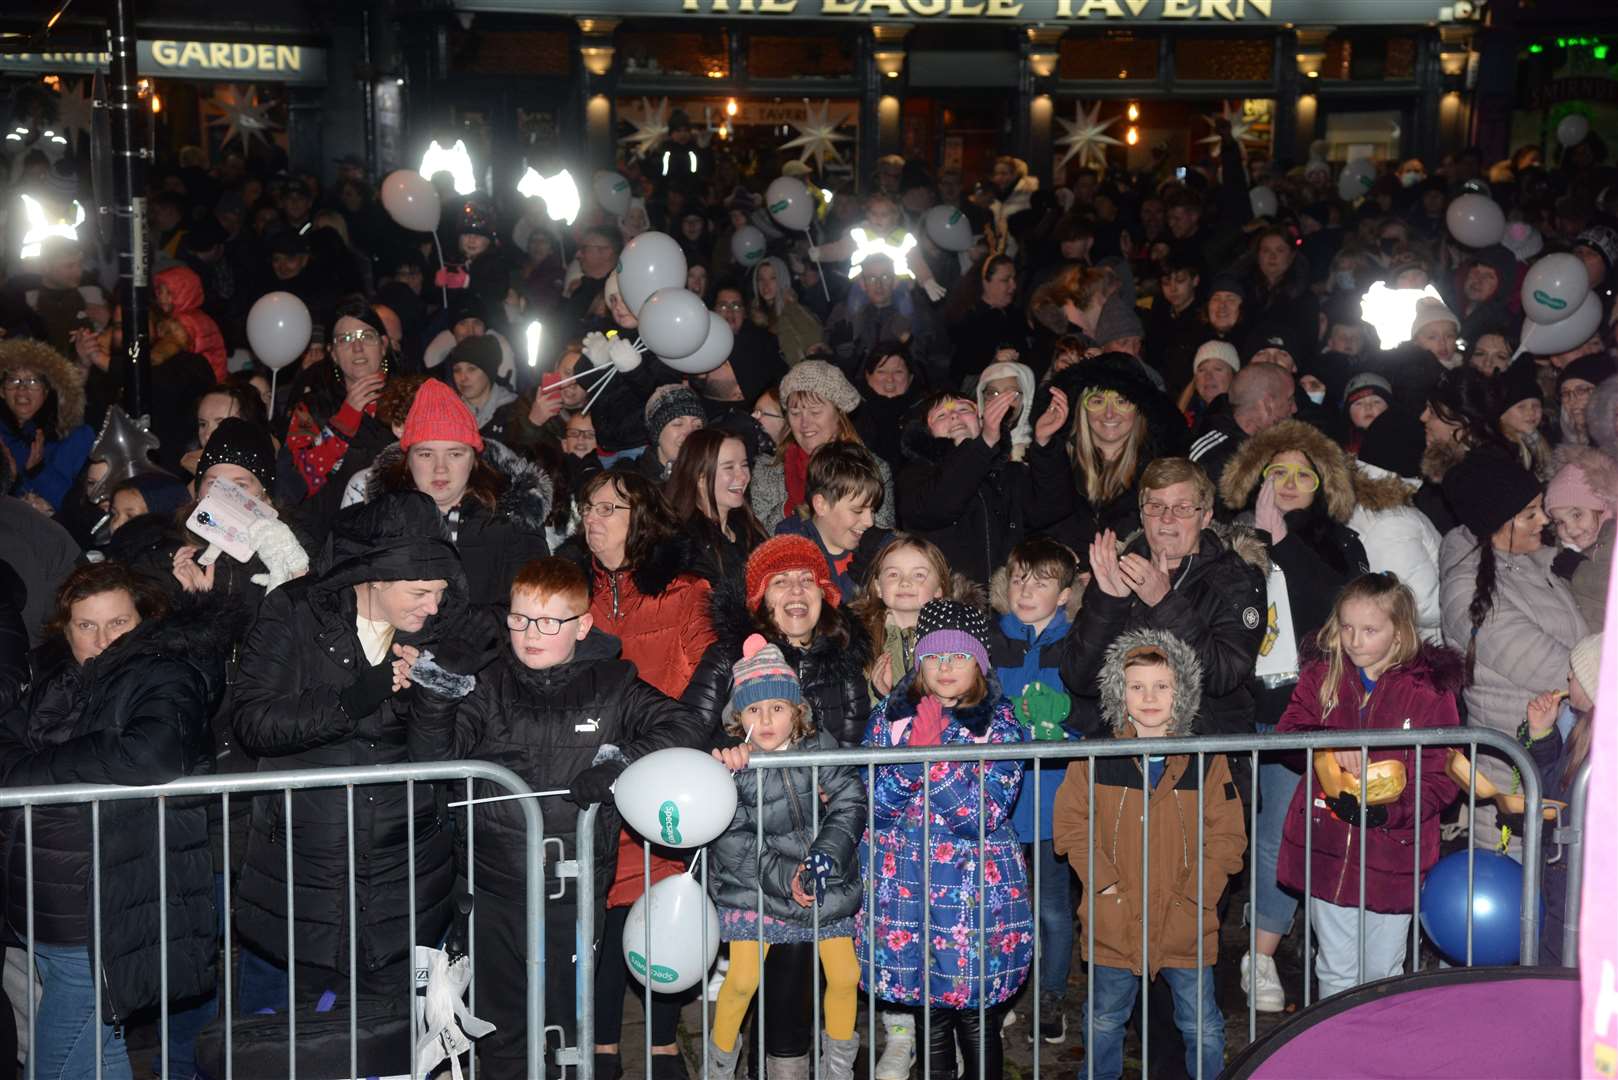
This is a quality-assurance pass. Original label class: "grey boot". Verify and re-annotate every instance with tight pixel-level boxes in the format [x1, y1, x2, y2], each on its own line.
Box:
[704, 1035, 744, 1080]
[764, 1054, 811, 1079]
[821, 1032, 861, 1080]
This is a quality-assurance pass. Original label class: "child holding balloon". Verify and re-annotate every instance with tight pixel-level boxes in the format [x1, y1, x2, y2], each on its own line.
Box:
[1274, 573, 1462, 999]
[705, 634, 866, 1080]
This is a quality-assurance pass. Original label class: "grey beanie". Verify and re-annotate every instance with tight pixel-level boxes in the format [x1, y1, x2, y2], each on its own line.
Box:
[1093, 294, 1145, 346]
[780, 359, 862, 414]
[643, 383, 706, 445]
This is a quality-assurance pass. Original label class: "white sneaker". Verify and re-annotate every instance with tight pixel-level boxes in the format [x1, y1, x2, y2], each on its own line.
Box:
[1240, 950, 1286, 1013]
[874, 1011, 916, 1080]
[706, 954, 730, 1002]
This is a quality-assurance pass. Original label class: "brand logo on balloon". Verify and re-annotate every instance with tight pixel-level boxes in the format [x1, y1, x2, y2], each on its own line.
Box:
[657, 801, 682, 845]
[1534, 290, 1568, 311]
[769, 199, 788, 214]
[626, 952, 680, 985]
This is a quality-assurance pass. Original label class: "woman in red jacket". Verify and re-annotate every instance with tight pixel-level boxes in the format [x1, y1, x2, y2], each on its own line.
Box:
[1276, 572, 1462, 1000]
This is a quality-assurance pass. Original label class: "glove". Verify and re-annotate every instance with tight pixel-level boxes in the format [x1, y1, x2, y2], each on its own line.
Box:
[1017, 680, 1072, 742]
[805, 851, 837, 902]
[910, 694, 949, 747]
[1327, 792, 1387, 830]
[338, 661, 396, 722]
[582, 331, 611, 368]
[568, 760, 627, 807]
[606, 335, 643, 373]
[408, 650, 477, 700]
[922, 279, 948, 303]
[247, 518, 309, 593]
[806, 245, 822, 262]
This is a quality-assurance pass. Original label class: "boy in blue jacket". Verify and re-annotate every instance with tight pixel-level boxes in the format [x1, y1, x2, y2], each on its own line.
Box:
[987, 537, 1087, 1044]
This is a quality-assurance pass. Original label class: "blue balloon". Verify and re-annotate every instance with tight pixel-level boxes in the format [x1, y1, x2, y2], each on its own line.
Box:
[1418, 849, 1543, 966]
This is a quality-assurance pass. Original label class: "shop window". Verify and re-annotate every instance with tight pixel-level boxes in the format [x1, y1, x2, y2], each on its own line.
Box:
[1060, 33, 1159, 81]
[1321, 33, 1417, 82]
[448, 30, 569, 76]
[1324, 109, 1401, 162]
[1174, 37, 1274, 81]
[747, 35, 854, 79]
[621, 30, 729, 79]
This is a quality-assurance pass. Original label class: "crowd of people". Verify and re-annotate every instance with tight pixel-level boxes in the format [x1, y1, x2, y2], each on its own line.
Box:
[0, 108, 1614, 1080]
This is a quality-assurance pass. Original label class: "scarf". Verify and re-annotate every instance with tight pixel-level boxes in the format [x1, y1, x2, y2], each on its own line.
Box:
[783, 442, 811, 519]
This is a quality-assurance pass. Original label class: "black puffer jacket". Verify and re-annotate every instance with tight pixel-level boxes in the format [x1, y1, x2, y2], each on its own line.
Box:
[0, 559, 26, 713]
[409, 628, 710, 902]
[231, 494, 467, 976]
[896, 415, 1043, 588]
[1062, 522, 1268, 738]
[362, 438, 553, 606]
[698, 574, 874, 747]
[708, 729, 864, 928]
[0, 596, 235, 1024]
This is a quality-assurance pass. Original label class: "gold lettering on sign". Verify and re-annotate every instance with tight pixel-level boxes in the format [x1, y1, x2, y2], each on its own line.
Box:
[1201, 0, 1236, 18]
[860, 0, 910, 14]
[180, 41, 207, 66]
[821, 0, 860, 12]
[152, 41, 177, 65]
[278, 45, 301, 70]
[1162, 0, 1197, 15]
[984, 0, 1024, 13]
[948, 0, 988, 13]
[908, 0, 948, 13]
[759, 0, 798, 9]
[210, 42, 230, 67]
[1075, 0, 1125, 15]
[1245, 0, 1273, 14]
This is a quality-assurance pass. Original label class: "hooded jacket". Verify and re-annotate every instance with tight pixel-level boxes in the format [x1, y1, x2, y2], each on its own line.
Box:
[1348, 465, 1444, 642]
[1029, 353, 1191, 555]
[155, 265, 228, 381]
[231, 494, 469, 975]
[1051, 628, 1246, 976]
[0, 594, 238, 1023]
[707, 728, 865, 940]
[855, 670, 1032, 1009]
[752, 256, 824, 368]
[363, 438, 552, 606]
[1275, 641, 1464, 912]
[1063, 522, 1268, 738]
[0, 338, 94, 511]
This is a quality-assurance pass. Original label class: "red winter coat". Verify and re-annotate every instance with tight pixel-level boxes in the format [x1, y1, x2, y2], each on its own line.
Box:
[1275, 643, 1463, 913]
[155, 266, 227, 382]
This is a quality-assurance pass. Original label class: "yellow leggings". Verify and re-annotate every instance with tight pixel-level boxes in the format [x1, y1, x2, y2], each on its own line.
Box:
[711, 937, 860, 1051]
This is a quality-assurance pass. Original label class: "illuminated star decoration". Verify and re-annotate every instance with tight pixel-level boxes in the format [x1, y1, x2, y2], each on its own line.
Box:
[204, 84, 279, 150]
[1054, 101, 1123, 175]
[1198, 100, 1263, 150]
[1360, 282, 1443, 350]
[517, 166, 579, 226]
[779, 99, 852, 173]
[18, 193, 85, 259]
[618, 97, 670, 159]
[421, 140, 477, 196]
[848, 227, 917, 280]
[52, 79, 94, 147]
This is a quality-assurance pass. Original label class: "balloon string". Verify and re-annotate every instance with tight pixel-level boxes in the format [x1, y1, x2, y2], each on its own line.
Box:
[542, 365, 609, 393]
[806, 229, 831, 304]
[270, 368, 278, 413]
[448, 789, 570, 809]
[431, 231, 451, 309]
[581, 365, 618, 415]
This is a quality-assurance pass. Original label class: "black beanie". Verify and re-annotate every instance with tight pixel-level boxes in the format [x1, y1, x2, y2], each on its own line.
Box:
[1496, 356, 1543, 414]
[1356, 408, 1425, 479]
[448, 333, 503, 385]
[1443, 447, 1541, 540]
[196, 416, 276, 493]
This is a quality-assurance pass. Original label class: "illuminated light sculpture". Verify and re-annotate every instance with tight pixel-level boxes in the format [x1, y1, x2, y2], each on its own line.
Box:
[1360, 282, 1444, 350]
[517, 167, 579, 226]
[778, 99, 852, 173]
[1054, 100, 1122, 175]
[619, 97, 670, 158]
[420, 139, 477, 196]
[19, 193, 84, 259]
[847, 227, 918, 280]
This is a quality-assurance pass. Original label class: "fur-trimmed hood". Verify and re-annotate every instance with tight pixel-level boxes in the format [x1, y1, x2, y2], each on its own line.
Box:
[0, 337, 84, 435]
[1097, 627, 1203, 737]
[1116, 519, 1271, 576]
[707, 568, 872, 673]
[555, 529, 698, 603]
[1044, 351, 1190, 463]
[1352, 465, 1417, 513]
[988, 565, 1083, 621]
[365, 437, 553, 534]
[1218, 418, 1355, 523]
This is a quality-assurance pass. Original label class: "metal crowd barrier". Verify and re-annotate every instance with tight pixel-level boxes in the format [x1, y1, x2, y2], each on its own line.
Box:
[576, 727, 1545, 1080]
[0, 760, 544, 1080]
[1556, 761, 1594, 968]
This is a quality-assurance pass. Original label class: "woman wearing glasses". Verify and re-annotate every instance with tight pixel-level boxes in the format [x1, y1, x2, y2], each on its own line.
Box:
[0, 338, 95, 513]
[1217, 419, 1369, 1015]
[1029, 352, 1189, 555]
[284, 299, 397, 507]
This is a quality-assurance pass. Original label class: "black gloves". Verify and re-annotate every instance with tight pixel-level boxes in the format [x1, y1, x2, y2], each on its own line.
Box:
[338, 661, 396, 722]
[568, 760, 627, 807]
[1327, 792, 1388, 830]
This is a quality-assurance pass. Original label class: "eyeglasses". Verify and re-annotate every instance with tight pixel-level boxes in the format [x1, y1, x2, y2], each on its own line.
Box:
[2, 376, 44, 391]
[333, 329, 380, 348]
[863, 273, 896, 287]
[923, 652, 976, 670]
[505, 611, 583, 636]
[714, 300, 745, 312]
[583, 501, 630, 518]
[564, 428, 597, 442]
[1141, 501, 1204, 519]
[1562, 384, 1596, 402]
[1262, 463, 1321, 491]
[1082, 390, 1138, 413]
[983, 386, 1021, 401]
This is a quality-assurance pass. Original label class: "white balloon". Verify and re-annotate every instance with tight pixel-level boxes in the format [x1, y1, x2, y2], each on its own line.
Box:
[636, 287, 711, 360]
[614, 747, 737, 849]
[245, 292, 312, 370]
[730, 225, 766, 267]
[621, 873, 720, 994]
[616, 231, 688, 313]
[661, 312, 733, 376]
[380, 170, 441, 233]
[592, 171, 632, 217]
[1337, 159, 1375, 203]
[1249, 186, 1279, 219]
[1520, 253, 1590, 326]
[1445, 193, 1506, 249]
[1558, 114, 1591, 149]
[765, 176, 814, 232]
[923, 205, 973, 252]
[1520, 290, 1601, 357]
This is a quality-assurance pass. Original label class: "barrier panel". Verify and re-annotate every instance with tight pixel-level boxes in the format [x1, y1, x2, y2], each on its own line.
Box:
[1556, 761, 1593, 968]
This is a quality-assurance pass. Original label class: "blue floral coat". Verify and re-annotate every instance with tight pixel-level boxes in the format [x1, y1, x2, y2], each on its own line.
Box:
[855, 673, 1033, 1010]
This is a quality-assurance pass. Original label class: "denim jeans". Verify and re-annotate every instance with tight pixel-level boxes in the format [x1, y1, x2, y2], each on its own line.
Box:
[31, 942, 134, 1080]
[1254, 745, 1303, 937]
[1031, 841, 1076, 997]
[1084, 964, 1223, 1080]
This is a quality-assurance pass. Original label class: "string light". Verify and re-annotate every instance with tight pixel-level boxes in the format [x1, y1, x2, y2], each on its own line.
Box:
[1127, 102, 1140, 121]
[1126, 126, 1139, 145]
[725, 98, 738, 117]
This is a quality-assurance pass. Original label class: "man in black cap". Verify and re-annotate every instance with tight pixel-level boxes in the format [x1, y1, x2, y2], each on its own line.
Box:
[449, 334, 518, 433]
[650, 108, 707, 198]
[280, 179, 314, 233]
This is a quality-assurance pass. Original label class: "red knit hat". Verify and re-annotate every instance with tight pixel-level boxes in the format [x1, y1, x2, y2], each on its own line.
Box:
[744, 534, 840, 611]
[400, 378, 484, 452]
